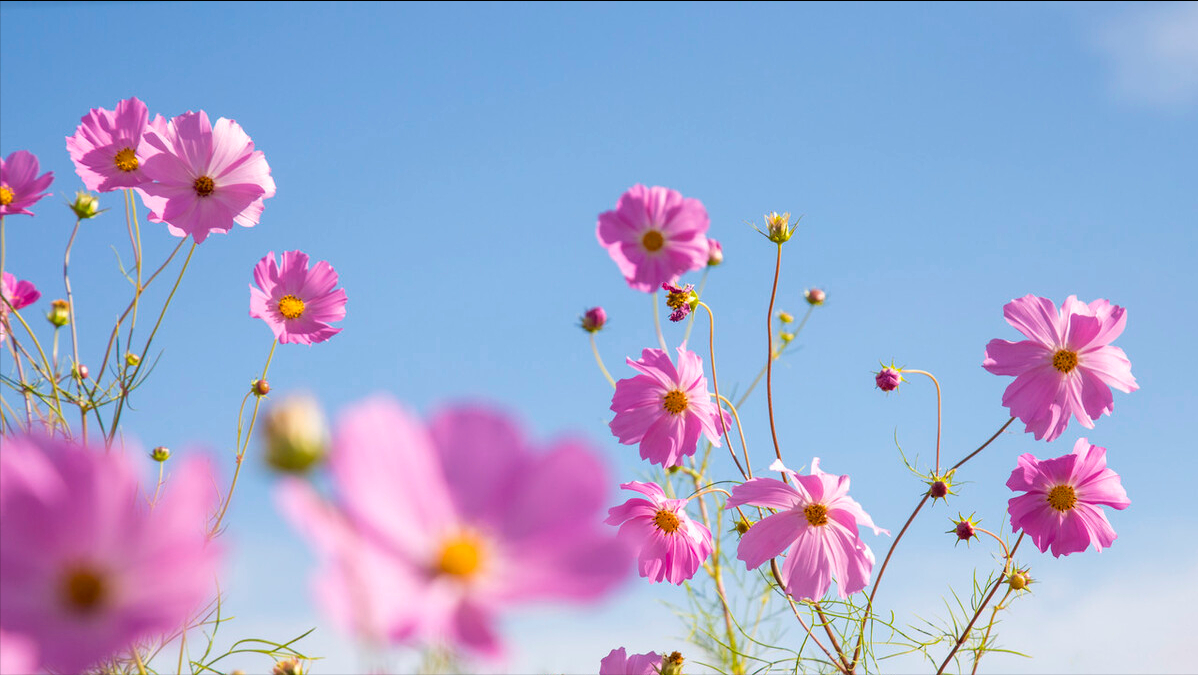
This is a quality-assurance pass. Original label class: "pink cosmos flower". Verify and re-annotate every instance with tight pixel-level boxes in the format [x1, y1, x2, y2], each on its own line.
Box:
[605, 481, 713, 585]
[277, 398, 629, 658]
[0, 434, 221, 673]
[0, 151, 54, 217]
[727, 459, 888, 601]
[1, 271, 41, 344]
[983, 295, 1138, 442]
[138, 110, 276, 243]
[65, 97, 155, 192]
[609, 344, 729, 468]
[600, 647, 662, 675]
[249, 251, 347, 345]
[0, 630, 38, 675]
[1006, 437, 1130, 557]
[596, 185, 711, 292]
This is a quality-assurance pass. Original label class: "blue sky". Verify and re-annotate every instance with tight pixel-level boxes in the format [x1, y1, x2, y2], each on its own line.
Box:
[2, 1, 1196, 672]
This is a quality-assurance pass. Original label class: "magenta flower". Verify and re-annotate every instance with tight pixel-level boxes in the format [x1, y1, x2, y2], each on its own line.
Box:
[138, 110, 275, 243]
[662, 281, 697, 322]
[1, 271, 41, 344]
[600, 647, 662, 675]
[1006, 437, 1130, 557]
[65, 97, 154, 192]
[249, 251, 347, 345]
[596, 185, 711, 292]
[0, 151, 54, 217]
[609, 344, 729, 468]
[581, 306, 607, 333]
[727, 459, 888, 601]
[277, 398, 628, 658]
[983, 295, 1138, 442]
[875, 366, 902, 392]
[605, 481, 713, 584]
[0, 434, 221, 673]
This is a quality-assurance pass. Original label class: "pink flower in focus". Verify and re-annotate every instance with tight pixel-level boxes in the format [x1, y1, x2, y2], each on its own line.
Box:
[277, 398, 629, 658]
[605, 481, 713, 584]
[1, 272, 41, 344]
[600, 647, 662, 675]
[0, 151, 54, 217]
[983, 295, 1137, 442]
[138, 110, 276, 243]
[0, 434, 221, 673]
[727, 459, 888, 601]
[596, 185, 710, 292]
[249, 251, 347, 345]
[65, 97, 154, 192]
[1006, 438, 1130, 557]
[609, 344, 730, 468]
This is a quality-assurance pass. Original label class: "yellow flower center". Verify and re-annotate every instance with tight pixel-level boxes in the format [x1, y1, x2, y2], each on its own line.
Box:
[1046, 484, 1078, 512]
[653, 508, 681, 534]
[113, 147, 139, 172]
[0, 185, 13, 206]
[662, 389, 689, 415]
[642, 229, 665, 252]
[803, 503, 829, 527]
[1052, 349, 1078, 373]
[277, 294, 305, 319]
[193, 175, 215, 197]
[436, 534, 484, 579]
[61, 566, 107, 614]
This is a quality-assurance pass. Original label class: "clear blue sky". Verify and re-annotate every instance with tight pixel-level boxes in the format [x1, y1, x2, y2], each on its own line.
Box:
[2, 2, 1196, 672]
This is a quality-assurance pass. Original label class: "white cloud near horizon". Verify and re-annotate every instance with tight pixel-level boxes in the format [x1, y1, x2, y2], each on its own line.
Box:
[1091, 1, 1198, 110]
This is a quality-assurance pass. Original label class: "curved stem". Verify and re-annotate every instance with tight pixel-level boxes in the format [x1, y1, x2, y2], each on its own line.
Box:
[589, 333, 615, 389]
[682, 266, 710, 344]
[652, 291, 669, 352]
[698, 302, 745, 480]
[715, 393, 752, 480]
[936, 533, 1025, 674]
[771, 559, 848, 674]
[765, 245, 784, 466]
[903, 369, 942, 472]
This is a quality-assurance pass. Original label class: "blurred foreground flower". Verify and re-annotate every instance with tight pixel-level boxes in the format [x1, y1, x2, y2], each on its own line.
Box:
[0, 150, 53, 217]
[250, 250, 347, 345]
[263, 394, 329, 473]
[596, 184, 710, 292]
[600, 647, 662, 675]
[606, 481, 713, 584]
[0, 272, 40, 343]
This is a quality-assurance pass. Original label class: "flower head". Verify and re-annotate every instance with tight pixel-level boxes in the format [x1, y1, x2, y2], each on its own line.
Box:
[983, 295, 1137, 442]
[600, 648, 662, 675]
[758, 211, 797, 244]
[609, 344, 730, 468]
[69, 190, 102, 220]
[138, 110, 276, 243]
[1, 272, 40, 344]
[249, 251, 347, 345]
[605, 481, 713, 584]
[1006, 437, 1129, 557]
[596, 185, 711, 292]
[875, 365, 903, 392]
[0, 151, 54, 217]
[948, 514, 979, 546]
[726, 458, 889, 601]
[65, 97, 154, 192]
[662, 282, 697, 322]
[0, 434, 221, 673]
[804, 288, 826, 306]
[581, 306, 607, 333]
[277, 398, 629, 658]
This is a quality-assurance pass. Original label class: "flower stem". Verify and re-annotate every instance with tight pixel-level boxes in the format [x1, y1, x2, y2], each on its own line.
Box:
[698, 301, 746, 479]
[902, 369, 942, 472]
[765, 244, 784, 467]
[63, 217, 87, 442]
[589, 333, 615, 389]
[652, 291, 669, 352]
[936, 533, 1025, 674]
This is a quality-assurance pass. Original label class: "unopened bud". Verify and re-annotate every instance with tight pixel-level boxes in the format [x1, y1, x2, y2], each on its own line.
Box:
[948, 514, 979, 546]
[706, 238, 723, 266]
[580, 306, 607, 333]
[875, 366, 902, 392]
[661, 651, 684, 675]
[125, 352, 141, 367]
[73, 363, 89, 380]
[47, 299, 70, 327]
[1007, 569, 1032, 591]
[734, 518, 751, 535]
[777, 311, 794, 324]
[779, 331, 795, 344]
[926, 470, 955, 502]
[761, 211, 796, 244]
[252, 379, 270, 397]
[150, 446, 171, 462]
[69, 190, 101, 220]
[804, 288, 826, 306]
[271, 658, 304, 675]
[263, 394, 329, 473]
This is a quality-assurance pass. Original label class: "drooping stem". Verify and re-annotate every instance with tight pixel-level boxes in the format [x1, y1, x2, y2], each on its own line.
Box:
[715, 393, 752, 480]
[902, 369, 942, 472]
[589, 333, 615, 389]
[698, 302, 746, 480]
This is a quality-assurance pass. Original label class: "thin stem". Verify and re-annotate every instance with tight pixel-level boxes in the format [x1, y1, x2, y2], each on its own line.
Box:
[903, 369, 942, 472]
[6, 305, 67, 427]
[698, 302, 746, 480]
[123, 190, 144, 358]
[937, 534, 1025, 674]
[688, 468, 743, 675]
[715, 393, 752, 480]
[63, 217, 88, 441]
[771, 559, 848, 674]
[131, 644, 149, 675]
[682, 266, 710, 344]
[5, 339, 34, 428]
[652, 291, 669, 352]
[812, 602, 849, 672]
[971, 588, 1016, 675]
[950, 417, 1016, 471]
[589, 333, 616, 389]
[765, 244, 784, 466]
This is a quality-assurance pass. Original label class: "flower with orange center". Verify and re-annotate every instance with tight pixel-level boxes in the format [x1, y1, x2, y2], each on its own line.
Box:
[250, 251, 346, 345]
[607, 481, 713, 585]
[0, 150, 54, 217]
[65, 97, 153, 193]
[596, 184, 711, 292]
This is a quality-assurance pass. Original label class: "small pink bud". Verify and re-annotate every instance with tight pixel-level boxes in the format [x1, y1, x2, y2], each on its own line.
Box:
[875, 366, 902, 392]
[580, 306, 607, 333]
[948, 514, 979, 546]
[73, 363, 89, 380]
[929, 481, 948, 499]
[252, 379, 270, 397]
[706, 238, 723, 266]
[804, 288, 826, 306]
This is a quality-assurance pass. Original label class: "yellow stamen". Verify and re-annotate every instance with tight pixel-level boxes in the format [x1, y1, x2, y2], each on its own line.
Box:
[662, 389, 688, 415]
[803, 503, 829, 527]
[436, 534, 484, 578]
[642, 230, 665, 252]
[61, 567, 107, 614]
[1046, 484, 1077, 512]
[653, 509, 681, 533]
[277, 294, 305, 320]
[0, 185, 13, 206]
[193, 175, 215, 197]
[113, 147, 139, 172]
[1052, 349, 1078, 373]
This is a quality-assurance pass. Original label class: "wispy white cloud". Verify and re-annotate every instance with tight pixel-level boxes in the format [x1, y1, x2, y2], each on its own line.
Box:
[1092, 1, 1198, 110]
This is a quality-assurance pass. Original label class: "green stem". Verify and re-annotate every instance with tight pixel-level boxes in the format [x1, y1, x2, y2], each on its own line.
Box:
[652, 291, 668, 352]
[589, 332, 616, 388]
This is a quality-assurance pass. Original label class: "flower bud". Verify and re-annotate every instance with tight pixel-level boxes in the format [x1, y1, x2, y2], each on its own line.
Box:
[948, 514, 979, 546]
[706, 238, 723, 266]
[263, 394, 329, 473]
[125, 352, 141, 367]
[779, 331, 795, 344]
[777, 311, 794, 324]
[252, 379, 271, 397]
[804, 288, 826, 306]
[661, 651, 684, 675]
[926, 470, 955, 502]
[47, 299, 70, 327]
[150, 446, 171, 462]
[69, 190, 101, 220]
[1007, 569, 1032, 591]
[875, 366, 902, 392]
[272, 658, 304, 675]
[73, 363, 89, 380]
[734, 518, 751, 535]
[758, 211, 797, 244]
[580, 306, 607, 333]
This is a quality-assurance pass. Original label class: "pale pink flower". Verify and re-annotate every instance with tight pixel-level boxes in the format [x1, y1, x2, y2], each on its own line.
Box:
[0, 434, 221, 673]
[65, 97, 154, 192]
[0, 630, 38, 675]
[1006, 438, 1130, 557]
[727, 459, 888, 601]
[596, 185, 710, 292]
[0, 151, 53, 217]
[1, 271, 41, 343]
[605, 481, 713, 585]
[138, 110, 275, 243]
[983, 295, 1138, 442]
[609, 344, 729, 468]
[600, 647, 662, 675]
[249, 251, 347, 345]
[277, 398, 628, 658]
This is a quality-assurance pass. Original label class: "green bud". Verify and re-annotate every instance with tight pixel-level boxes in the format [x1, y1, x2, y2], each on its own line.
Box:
[263, 394, 329, 473]
[47, 299, 71, 327]
[150, 446, 171, 462]
[125, 352, 141, 367]
[69, 190, 102, 220]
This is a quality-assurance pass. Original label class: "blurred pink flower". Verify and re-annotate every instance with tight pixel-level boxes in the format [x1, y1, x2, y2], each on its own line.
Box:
[983, 295, 1137, 442]
[581, 306, 607, 333]
[65, 97, 154, 192]
[1, 271, 41, 343]
[706, 238, 723, 266]
[1006, 438, 1130, 557]
[600, 647, 662, 675]
[596, 185, 710, 292]
[0, 630, 38, 675]
[249, 250, 347, 345]
[277, 398, 628, 658]
[138, 110, 275, 243]
[609, 344, 729, 468]
[727, 459, 888, 601]
[0, 434, 221, 673]
[605, 481, 712, 584]
[0, 151, 53, 217]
